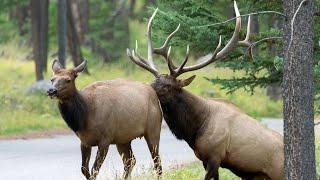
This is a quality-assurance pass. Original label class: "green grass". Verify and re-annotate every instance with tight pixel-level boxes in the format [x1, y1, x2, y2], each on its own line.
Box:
[138, 162, 238, 180]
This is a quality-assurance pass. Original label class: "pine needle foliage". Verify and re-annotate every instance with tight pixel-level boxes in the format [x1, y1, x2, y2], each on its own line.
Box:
[153, 0, 320, 97]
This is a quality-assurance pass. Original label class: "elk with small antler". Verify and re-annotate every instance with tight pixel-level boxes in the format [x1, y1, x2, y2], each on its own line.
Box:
[127, 1, 284, 180]
[47, 60, 163, 180]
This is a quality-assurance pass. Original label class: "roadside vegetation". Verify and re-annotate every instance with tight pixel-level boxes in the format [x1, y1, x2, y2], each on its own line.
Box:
[0, 52, 282, 136]
[0, 19, 283, 137]
[138, 162, 237, 180]
[0, 2, 284, 137]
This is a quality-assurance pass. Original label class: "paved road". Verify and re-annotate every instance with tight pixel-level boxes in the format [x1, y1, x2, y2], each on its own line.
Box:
[1, 119, 318, 180]
[0, 128, 197, 180]
[260, 118, 320, 136]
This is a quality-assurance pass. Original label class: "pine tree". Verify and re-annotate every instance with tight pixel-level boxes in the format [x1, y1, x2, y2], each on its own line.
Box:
[154, 0, 320, 101]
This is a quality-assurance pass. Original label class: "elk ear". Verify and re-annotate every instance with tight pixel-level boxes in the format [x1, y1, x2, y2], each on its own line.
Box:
[52, 59, 63, 73]
[179, 75, 196, 87]
[73, 60, 87, 74]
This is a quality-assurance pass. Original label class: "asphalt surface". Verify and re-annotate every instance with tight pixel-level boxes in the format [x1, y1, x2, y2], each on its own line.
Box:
[0, 128, 196, 180]
[1, 119, 318, 180]
[260, 118, 320, 135]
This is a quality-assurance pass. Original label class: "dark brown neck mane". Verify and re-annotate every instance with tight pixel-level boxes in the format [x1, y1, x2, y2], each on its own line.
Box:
[160, 89, 208, 149]
[58, 91, 88, 132]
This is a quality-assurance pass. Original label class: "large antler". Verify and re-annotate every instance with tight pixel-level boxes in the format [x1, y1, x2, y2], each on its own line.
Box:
[171, 1, 255, 77]
[126, 8, 160, 77]
[127, 1, 255, 78]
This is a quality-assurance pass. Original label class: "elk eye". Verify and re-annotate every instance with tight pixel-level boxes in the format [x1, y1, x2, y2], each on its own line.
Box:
[66, 79, 71, 83]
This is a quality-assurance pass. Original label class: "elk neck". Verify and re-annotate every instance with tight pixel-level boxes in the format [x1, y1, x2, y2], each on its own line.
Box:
[58, 90, 88, 133]
[160, 89, 209, 149]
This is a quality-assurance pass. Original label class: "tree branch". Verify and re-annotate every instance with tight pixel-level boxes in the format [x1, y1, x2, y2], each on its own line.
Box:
[246, 37, 283, 60]
[247, 37, 283, 50]
[106, 0, 126, 24]
[195, 11, 285, 28]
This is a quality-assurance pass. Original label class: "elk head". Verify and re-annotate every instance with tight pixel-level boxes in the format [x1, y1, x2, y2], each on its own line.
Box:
[127, 1, 253, 102]
[47, 60, 87, 100]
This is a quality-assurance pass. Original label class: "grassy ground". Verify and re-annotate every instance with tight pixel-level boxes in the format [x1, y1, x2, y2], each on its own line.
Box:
[0, 57, 282, 136]
[138, 162, 238, 180]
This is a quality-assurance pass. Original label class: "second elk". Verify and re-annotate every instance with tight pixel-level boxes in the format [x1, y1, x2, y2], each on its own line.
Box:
[127, 2, 284, 180]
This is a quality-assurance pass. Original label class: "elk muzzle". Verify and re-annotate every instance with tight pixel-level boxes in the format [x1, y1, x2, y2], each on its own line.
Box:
[47, 88, 58, 98]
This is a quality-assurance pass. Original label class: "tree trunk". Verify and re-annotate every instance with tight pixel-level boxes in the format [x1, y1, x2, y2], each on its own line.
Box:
[129, 0, 136, 16]
[250, 15, 259, 55]
[77, 0, 89, 43]
[90, 0, 119, 62]
[283, 0, 316, 179]
[58, 0, 67, 67]
[67, 0, 88, 73]
[30, 0, 49, 81]
[267, 16, 282, 100]
[267, 82, 282, 100]
[10, 4, 29, 36]
[114, 0, 129, 60]
[69, 0, 83, 42]
[101, 0, 117, 62]
[142, 0, 156, 10]
[41, 0, 49, 72]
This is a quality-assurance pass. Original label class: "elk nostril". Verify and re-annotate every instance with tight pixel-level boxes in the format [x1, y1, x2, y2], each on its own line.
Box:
[47, 88, 57, 95]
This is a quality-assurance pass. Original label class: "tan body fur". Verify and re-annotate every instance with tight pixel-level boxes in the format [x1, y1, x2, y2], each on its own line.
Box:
[155, 87, 284, 180]
[195, 97, 284, 179]
[48, 60, 163, 180]
[126, 2, 284, 179]
[77, 79, 162, 147]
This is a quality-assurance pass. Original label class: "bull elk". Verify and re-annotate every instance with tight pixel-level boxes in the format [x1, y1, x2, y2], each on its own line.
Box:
[127, 2, 284, 180]
[47, 60, 163, 179]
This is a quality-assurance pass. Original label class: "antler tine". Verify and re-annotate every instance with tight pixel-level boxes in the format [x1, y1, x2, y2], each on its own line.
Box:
[239, 15, 252, 47]
[127, 1, 256, 78]
[154, 24, 181, 56]
[147, 8, 159, 70]
[135, 40, 149, 65]
[126, 49, 159, 77]
[154, 24, 181, 71]
[126, 8, 160, 77]
[175, 36, 222, 75]
[172, 1, 242, 77]
[215, 1, 241, 59]
[173, 45, 190, 77]
[239, 15, 254, 59]
[166, 46, 175, 75]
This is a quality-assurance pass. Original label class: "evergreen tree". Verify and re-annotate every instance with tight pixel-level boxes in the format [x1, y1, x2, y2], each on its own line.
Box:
[154, 0, 320, 101]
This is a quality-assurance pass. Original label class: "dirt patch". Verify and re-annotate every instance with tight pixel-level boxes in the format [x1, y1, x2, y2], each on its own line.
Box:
[0, 128, 73, 141]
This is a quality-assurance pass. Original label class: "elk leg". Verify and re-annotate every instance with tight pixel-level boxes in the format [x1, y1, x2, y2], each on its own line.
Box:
[81, 144, 92, 179]
[204, 160, 220, 180]
[145, 135, 162, 177]
[116, 142, 136, 179]
[90, 144, 109, 180]
[202, 161, 208, 170]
